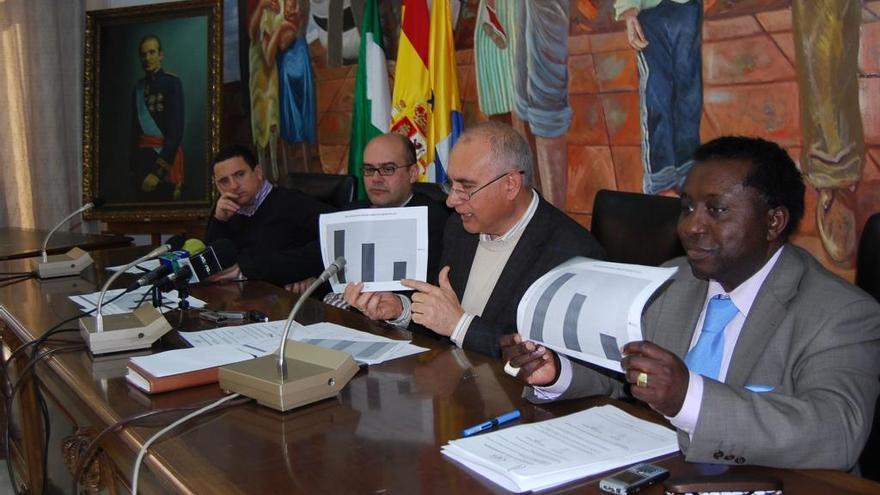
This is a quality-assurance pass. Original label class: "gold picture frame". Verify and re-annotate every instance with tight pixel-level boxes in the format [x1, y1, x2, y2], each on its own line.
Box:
[82, 0, 222, 222]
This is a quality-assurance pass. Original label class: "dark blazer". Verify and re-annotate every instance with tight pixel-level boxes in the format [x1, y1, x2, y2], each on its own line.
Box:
[440, 195, 605, 357]
[532, 245, 880, 470]
[346, 191, 450, 282]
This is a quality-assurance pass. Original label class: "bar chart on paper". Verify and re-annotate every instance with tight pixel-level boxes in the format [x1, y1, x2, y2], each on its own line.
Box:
[320, 207, 428, 293]
[331, 220, 416, 283]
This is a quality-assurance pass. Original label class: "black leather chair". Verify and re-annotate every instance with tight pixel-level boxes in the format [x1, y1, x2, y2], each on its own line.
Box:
[413, 182, 449, 205]
[285, 173, 356, 209]
[590, 189, 684, 266]
[857, 213, 880, 481]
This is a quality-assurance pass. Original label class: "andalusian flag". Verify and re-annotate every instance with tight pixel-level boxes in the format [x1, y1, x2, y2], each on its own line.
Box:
[348, 0, 391, 199]
[390, 0, 432, 180]
[427, 0, 463, 183]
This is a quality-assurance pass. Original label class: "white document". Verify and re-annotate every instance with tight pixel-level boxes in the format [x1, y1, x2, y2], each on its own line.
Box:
[319, 206, 428, 293]
[128, 345, 265, 378]
[441, 405, 678, 493]
[106, 259, 161, 274]
[517, 258, 677, 372]
[179, 321, 428, 365]
[69, 287, 206, 315]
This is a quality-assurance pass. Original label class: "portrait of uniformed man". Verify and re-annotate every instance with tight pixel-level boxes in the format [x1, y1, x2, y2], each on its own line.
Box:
[131, 34, 185, 201]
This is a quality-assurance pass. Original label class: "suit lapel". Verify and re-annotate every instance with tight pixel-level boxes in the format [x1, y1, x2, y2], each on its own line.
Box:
[448, 219, 478, 298]
[647, 266, 706, 359]
[725, 246, 802, 385]
[479, 199, 550, 321]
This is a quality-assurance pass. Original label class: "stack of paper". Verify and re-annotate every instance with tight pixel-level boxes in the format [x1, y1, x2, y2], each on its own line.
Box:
[180, 321, 428, 365]
[442, 405, 678, 493]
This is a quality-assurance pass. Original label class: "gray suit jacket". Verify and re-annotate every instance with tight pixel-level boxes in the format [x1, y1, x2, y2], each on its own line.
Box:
[531, 245, 880, 470]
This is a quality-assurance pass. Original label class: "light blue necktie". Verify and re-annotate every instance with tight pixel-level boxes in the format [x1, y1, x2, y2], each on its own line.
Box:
[684, 295, 739, 380]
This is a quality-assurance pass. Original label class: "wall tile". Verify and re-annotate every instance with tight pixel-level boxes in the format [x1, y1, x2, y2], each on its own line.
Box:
[861, 78, 880, 145]
[590, 30, 631, 53]
[330, 77, 356, 112]
[755, 9, 792, 33]
[568, 54, 600, 94]
[317, 112, 352, 145]
[703, 35, 796, 85]
[568, 94, 609, 145]
[610, 146, 644, 193]
[703, 81, 801, 146]
[566, 145, 616, 214]
[569, 34, 592, 56]
[703, 16, 764, 42]
[769, 32, 797, 68]
[594, 50, 639, 93]
[599, 92, 641, 146]
[859, 21, 880, 74]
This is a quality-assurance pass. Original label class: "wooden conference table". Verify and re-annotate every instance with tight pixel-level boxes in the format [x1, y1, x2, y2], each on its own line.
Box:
[0, 226, 131, 261]
[1, 247, 879, 494]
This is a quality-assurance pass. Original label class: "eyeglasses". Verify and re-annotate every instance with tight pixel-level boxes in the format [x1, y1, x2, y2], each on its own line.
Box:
[443, 170, 524, 202]
[362, 163, 413, 177]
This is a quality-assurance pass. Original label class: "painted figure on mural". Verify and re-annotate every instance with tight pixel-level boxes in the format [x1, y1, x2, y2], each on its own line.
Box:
[275, 0, 318, 173]
[792, 0, 865, 265]
[131, 34, 185, 202]
[248, 0, 284, 182]
[473, 0, 517, 117]
[615, 0, 703, 196]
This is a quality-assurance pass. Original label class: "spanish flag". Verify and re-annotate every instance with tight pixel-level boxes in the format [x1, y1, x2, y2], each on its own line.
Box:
[390, 0, 432, 179]
[427, 0, 463, 183]
[348, 0, 391, 199]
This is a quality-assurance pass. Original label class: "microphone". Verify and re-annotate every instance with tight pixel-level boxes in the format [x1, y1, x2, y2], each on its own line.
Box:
[277, 257, 346, 377]
[154, 239, 238, 287]
[126, 235, 188, 291]
[218, 256, 358, 412]
[40, 197, 104, 262]
[34, 198, 106, 278]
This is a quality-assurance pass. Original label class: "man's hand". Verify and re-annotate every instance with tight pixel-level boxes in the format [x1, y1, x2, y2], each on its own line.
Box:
[141, 173, 160, 192]
[214, 192, 241, 222]
[500, 334, 560, 386]
[285, 277, 317, 295]
[401, 266, 463, 336]
[342, 283, 404, 321]
[621, 341, 689, 417]
[205, 263, 242, 283]
[621, 8, 648, 50]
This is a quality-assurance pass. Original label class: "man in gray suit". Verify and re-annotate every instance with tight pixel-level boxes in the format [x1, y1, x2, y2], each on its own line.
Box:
[347, 121, 604, 357]
[502, 136, 880, 470]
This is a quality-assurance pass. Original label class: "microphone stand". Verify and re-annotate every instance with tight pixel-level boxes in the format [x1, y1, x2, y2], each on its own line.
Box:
[219, 257, 359, 412]
[79, 245, 175, 354]
[34, 203, 96, 278]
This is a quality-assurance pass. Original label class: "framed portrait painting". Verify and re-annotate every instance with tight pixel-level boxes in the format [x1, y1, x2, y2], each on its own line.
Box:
[82, 0, 222, 221]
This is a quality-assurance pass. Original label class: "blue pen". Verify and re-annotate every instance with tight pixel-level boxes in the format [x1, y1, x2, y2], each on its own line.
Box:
[462, 409, 521, 437]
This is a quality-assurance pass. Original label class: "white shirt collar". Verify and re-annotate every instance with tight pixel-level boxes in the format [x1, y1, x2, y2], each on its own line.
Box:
[479, 189, 539, 243]
[707, 245, 785, 317]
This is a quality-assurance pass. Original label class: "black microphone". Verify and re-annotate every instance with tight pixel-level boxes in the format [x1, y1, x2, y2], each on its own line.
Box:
[128, 235, 188, 291]
[154, 238, 238, 286]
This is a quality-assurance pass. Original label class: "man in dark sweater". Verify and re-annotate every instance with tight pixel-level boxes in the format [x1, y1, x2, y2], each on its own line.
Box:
[205, 145, 334, 286]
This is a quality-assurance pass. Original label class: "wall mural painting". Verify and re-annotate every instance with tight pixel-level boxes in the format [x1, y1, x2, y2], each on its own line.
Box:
[236, 0, 877, 274]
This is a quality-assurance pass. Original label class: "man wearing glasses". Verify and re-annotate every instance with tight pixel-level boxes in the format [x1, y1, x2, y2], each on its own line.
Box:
[348, 122, 604, 357]
[325, 134, 449, 312]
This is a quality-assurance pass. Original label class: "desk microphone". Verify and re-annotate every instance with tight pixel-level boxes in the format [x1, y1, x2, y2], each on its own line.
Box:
[219, 256, 359, 411]
[34, 197, 105, 278]
[277, 257, 345, 377]
[78, 235, 184, 354]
